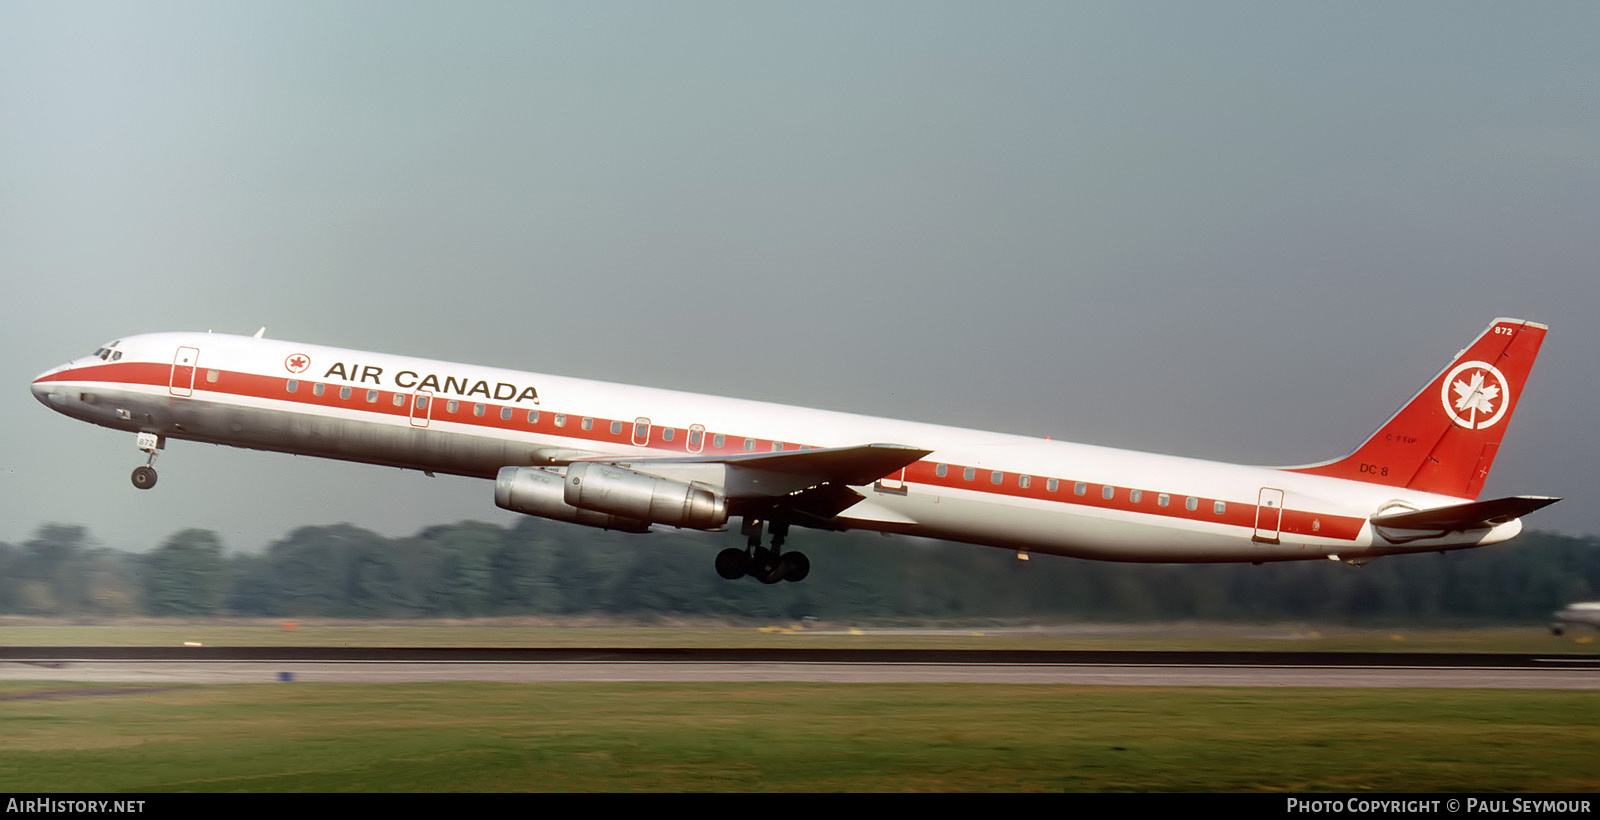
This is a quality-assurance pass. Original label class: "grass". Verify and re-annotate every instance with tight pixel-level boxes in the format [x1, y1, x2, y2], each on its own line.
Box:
[0, 682, 1595, 792]
[2, 621, 1593, 792]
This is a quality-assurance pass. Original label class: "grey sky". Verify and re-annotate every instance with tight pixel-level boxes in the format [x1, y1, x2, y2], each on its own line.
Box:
[3, 2, 1596, 553]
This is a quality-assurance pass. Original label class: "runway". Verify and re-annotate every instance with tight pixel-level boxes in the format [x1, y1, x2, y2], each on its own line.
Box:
[2, 647, 1596, 688]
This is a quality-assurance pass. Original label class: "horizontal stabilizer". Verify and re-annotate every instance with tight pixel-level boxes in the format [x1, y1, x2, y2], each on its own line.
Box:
[1370, 495, 1560, 531]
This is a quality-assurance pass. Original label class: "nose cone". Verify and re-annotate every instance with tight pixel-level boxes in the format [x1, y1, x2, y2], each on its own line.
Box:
[31, 367, 62, 406]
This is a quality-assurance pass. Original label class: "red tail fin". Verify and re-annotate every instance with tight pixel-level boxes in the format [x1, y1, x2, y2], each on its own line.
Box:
[1288, 318, 1547, 499]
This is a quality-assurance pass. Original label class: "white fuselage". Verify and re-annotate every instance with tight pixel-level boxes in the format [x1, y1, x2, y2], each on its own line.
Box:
[31, 332, 1519, 563]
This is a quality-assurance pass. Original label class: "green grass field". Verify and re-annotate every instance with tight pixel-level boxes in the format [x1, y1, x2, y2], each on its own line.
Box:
[1, 682, 1595, 792]
[2, 621, 1594, 792]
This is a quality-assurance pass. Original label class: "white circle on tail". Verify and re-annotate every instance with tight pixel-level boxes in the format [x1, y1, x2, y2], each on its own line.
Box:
[1440, 361, 1510, 430]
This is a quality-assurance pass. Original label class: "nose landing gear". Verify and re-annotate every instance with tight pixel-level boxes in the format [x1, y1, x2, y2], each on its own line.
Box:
[131, 432, 162, 490]
[715, 518, 810, 583]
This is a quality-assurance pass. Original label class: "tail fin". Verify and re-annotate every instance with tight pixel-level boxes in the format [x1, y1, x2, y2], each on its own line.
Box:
[1288, 318, 1547, 498]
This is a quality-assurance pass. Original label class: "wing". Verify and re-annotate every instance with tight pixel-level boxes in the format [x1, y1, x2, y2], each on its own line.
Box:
[567, 442, 929, 485]
[564, 442, 933, 524]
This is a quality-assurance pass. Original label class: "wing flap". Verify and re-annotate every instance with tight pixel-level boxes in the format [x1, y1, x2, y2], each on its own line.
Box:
[1370, 495, 1560, 531]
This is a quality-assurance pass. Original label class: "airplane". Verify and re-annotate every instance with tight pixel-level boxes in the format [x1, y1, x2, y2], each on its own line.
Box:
[31, 318, 1557, 584]
[1550, 602, 1600, 636]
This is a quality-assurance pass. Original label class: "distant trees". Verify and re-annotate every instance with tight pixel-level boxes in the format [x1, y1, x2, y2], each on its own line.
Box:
[0, 525, 140, 616]
[141, 529, 226, 615]
[1, 518, 1597, 622]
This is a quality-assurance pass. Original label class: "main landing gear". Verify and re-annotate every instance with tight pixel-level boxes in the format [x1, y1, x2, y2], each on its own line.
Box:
[131, 432, 162, 490]
[716, 518, 810, 584]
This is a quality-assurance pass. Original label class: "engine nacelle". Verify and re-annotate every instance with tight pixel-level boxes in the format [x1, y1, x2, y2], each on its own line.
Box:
[564, 462, 728, 530]
[494, 466, 651, 532]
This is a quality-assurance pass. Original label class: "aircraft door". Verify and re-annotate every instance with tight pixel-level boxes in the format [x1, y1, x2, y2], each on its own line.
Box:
[1254, 487, 1285, 543]
[169, 346, 199, 397]
[876, 467, 908, 495]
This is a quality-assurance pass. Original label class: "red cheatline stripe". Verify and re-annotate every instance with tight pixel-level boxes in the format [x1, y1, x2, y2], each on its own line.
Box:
[39, 362, 1366, 540]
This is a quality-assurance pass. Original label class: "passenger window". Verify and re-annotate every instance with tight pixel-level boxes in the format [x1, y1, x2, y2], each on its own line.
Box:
[1074, 482, 1087, 496]
[662, 428, 675, 441]
[447, 400, 458, 414]
[473, 403, 485, 416]
[581, 417, 593, 431]
[393, 394, 404, 407]
[286, 380, 298, 393]
[367, 390, 379, 403]
[963, 467, 975, 481]
[713, 434, 725, 448]
[500, 407, 512, 420]
[526, 410, 539, 424]
[936, 463, 948, 478]
[313, 383, 325, 397]
[1130, 490, 1142, 504]
[554, 414, 566, 427]
[772, 442, 783, 452]
[206, 369, 219, 383]
[611, 420, 623, 435]
[744, 439, 755, 452]
[340, 386, 352, 400]
[415, 396, 429, 410]
[991, 471, 1003, 485]
[1046, 478, 1058, 492]
[1102, 485, 1115, 500]
[1214, 501, 1226, 515]
[1186, 497, 1198, 511]
[1019, 475, 1031, 489]
[689, 426, 703, 447]
[1158, 493, 1170, 507]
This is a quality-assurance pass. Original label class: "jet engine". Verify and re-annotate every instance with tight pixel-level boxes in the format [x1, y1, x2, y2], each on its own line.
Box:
[564, 462, 728, 530]
[494, 466, 651, 532]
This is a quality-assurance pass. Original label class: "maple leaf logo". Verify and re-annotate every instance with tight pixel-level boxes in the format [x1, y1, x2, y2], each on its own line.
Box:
[1452, 370, 1500, 418]
[1440, 361, 1512, 430]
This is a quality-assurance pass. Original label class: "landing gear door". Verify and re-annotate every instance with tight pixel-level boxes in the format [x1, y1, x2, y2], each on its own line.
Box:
[1254, 487, 1285, 543]
[169, 346, 199, 397]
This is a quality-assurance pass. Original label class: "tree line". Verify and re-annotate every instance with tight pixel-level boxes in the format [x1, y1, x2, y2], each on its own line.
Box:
[1, 519, 1596, 623]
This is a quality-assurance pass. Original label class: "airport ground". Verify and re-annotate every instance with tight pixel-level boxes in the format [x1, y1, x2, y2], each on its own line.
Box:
[2, 616, 1593, 651]
[1, 619, 1596, 792]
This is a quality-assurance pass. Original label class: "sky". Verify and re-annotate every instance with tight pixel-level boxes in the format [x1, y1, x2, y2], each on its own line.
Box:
[2, 2, 1596, 553]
